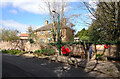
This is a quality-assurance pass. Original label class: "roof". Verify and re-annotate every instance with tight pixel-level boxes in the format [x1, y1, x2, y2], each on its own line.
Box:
[19, 33, 28, 37]
[34, 23, 73, 32]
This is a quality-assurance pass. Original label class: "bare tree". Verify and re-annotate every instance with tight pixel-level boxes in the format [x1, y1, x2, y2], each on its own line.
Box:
[39, 0, 79, 42]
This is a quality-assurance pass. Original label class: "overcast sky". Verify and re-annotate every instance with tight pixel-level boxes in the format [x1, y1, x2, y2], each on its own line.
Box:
[0, 0, 97, 33]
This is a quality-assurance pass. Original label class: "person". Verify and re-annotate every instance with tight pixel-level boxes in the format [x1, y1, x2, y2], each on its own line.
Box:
[89, 44, 94, 59]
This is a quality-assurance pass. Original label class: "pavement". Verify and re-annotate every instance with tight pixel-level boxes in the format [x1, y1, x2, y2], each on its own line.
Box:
[2, 53, 113, 78]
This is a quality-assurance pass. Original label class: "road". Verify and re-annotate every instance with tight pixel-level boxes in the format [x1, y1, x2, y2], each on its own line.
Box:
[2, 54, 109, 78]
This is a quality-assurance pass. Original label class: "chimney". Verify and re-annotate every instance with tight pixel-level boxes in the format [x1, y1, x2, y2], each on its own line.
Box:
[45, 20, 48, 25]
[63, 18, 66, 25]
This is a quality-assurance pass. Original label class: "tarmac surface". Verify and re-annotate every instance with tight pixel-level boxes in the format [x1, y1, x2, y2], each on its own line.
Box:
[2, 54, 110, 78]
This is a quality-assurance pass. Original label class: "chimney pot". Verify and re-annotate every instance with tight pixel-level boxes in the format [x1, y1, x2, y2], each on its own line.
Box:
[45, 20, 48, 25]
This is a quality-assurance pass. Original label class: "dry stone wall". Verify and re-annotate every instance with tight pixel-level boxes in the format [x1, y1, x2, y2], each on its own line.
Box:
[0, 41, 58, 53]
[0, 41, 41, 52]
[63, 44, 117, 57]
[0, 41, 118, 57]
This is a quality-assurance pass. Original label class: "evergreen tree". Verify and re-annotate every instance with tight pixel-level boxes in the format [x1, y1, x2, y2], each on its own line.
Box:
[87, 2, 120, 56]
[75, 28, 89, 41]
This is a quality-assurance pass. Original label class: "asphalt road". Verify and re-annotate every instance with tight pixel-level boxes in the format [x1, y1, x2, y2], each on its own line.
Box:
[2, 54, 109, 78]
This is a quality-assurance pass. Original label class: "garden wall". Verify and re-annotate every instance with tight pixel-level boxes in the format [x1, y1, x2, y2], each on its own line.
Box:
[0, 41, 118, 58]
[63, 44, 117, 57]
[0, 41, 58, 53]
[0, 41, 41, 52]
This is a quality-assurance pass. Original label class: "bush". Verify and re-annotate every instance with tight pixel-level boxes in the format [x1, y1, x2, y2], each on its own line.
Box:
[2, 50, 9, 53]
[34, 50, 41, 53]
[34, 48, 55, 56]
[2, 49, 22, 55]
[47, 50, 55, 56]
[33, 50, 42, 56]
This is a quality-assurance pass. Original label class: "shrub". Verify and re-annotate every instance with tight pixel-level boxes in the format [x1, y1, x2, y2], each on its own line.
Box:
[2, 49, 22, 55]
[34, 50, 42, 56]
[34, 48, 55, 56]
[34, 50, 41, 53]
[47, 50, 55, 55]
[41, 48, 47, 54]
[2, 50, 9, 53]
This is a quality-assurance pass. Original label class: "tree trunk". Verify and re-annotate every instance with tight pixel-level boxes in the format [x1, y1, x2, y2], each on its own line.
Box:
[115, 2, 120, 57]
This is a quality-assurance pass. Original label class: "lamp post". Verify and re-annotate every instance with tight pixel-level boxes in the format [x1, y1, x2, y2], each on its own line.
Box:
[52, 11, 61, 55]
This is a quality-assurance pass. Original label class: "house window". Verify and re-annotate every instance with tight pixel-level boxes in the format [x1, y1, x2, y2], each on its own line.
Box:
[40, 31, 44, 35]
[39, 39, 45, 43]
[48, 30, 51, 34]
[48, 38, 52, 43]
[56, 30, 61, 33]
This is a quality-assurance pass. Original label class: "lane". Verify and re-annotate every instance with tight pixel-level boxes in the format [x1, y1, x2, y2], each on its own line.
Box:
[2, 54, 57, 77]
[3, 61, 35, 77]
[2, 54, 109, 77]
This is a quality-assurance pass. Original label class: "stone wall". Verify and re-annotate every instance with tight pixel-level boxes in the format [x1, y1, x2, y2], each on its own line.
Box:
[0, 41, 41, 52]
[0, 41, 118, 57]
[0, 41, 58, 53]
[63, 44, 117, 57]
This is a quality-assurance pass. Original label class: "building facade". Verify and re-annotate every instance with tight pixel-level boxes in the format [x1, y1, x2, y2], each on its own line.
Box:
[34, 19, 75, 43]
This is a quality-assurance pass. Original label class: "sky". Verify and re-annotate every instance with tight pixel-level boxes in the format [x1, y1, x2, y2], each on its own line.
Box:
[0, 0, 97, 34]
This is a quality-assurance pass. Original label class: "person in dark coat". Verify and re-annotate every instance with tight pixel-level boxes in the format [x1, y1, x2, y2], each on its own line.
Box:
[89, 44, 94, 59]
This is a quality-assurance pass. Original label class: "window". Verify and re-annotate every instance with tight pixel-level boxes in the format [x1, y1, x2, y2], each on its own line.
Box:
[48, 38, 52, 43]
[48, 30, 51, 34]
[39, 39, 45, 43]
[40, 31, 44, 35]
[56, 30, 61, 33]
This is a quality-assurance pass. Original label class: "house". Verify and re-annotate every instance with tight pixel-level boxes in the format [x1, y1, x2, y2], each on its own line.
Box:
[19, 33, 29, 40]
[34, 18, 75, 43]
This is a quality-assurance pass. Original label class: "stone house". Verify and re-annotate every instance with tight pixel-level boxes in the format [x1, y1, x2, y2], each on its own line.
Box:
[34, 19, 75, 43]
